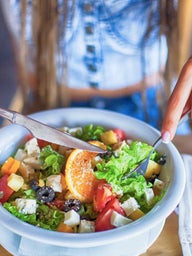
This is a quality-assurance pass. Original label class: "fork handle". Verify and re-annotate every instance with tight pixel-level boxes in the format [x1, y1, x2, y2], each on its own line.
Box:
[152, 136, 162, 150]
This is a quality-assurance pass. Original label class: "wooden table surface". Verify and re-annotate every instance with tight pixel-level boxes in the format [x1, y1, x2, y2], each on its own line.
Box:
[0, 212, 182, 256]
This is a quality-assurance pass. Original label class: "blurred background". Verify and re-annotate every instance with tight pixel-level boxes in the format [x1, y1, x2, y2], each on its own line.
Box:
[0, 1, 192, 256]
[0, 4, 17, 125]
[0, 1, 192, 127]
[0, 1, 192, 129]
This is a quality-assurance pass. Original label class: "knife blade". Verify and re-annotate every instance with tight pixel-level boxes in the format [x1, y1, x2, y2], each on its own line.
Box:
[0, 108, 106, 153]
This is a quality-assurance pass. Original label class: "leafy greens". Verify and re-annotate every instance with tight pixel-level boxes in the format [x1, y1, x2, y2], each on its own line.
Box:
[95, 141, 161, 211]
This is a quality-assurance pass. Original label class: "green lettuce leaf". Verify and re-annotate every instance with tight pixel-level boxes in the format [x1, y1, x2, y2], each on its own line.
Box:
[8, 189, 36, 201]
[3, 202, 37, 224]
[75, 124, 105, 141]
[3, 202, 64, 230]
[39, 145, 65, 177]
[95, 141, 161, 211]
[95, 141, 155, 181]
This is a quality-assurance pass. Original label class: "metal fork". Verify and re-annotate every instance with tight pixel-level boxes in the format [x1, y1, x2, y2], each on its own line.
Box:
[122, 136, 162, 179]
[122, 110, 191, 179]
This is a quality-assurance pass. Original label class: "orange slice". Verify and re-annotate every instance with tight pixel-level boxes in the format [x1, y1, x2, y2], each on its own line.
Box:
[65, 141, 106, 203]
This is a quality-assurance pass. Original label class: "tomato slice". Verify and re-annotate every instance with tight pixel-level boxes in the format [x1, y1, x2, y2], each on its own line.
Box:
[0, 174, 14, 203]
[37, 139, 58, 150]
[113, 129, 126, 142]
[37, 139, 50, 149]
[93, 181, 115, 212]
[95, 198, 125, 232]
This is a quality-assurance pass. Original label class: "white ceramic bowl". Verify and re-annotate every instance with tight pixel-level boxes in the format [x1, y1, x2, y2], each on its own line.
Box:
[0, 108, 186, 256]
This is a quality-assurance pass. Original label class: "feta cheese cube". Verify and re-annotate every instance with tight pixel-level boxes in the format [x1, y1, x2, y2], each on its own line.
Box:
[19, 162, 35, 180]
[15, 198, 37, 214]
[68, 127, 82, 135]
[64, 210, 80, 227]
[121, 197, 140, 216]
[144, 188, 154, 204]
[110, 211, 132, 227]
[14, 149, 27, 161]
[23, 156, 41, 169]
[46, 175, 62, 192]
[78, 220, 95, 233]
[25, 138, 40, 156]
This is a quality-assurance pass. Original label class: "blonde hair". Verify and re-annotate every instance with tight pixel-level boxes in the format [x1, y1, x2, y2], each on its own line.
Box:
[15, 0, 185, 115]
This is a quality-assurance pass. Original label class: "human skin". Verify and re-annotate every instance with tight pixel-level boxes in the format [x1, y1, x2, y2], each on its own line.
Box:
[161, 57, 192, 143]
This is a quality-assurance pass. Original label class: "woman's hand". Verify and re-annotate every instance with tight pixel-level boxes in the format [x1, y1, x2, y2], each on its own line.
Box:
[161, 57, 192, 143]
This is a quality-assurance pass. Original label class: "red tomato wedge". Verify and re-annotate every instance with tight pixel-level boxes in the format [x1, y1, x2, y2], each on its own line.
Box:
[0, 174, 14, 203]
[95, 198, 125, 232]
[37, 139, 50, 149]
[113, 129, 126, 141]
[93, 181, 115, 212]
[37, 139, 59, 150]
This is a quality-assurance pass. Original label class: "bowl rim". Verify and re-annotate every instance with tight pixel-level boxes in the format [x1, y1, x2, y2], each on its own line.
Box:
[0, 108, 186, 247]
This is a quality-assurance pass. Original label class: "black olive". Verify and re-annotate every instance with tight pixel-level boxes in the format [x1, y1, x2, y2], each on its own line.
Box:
[36, 186, 55, 203]
[157, 154, 167, 165]
[63, 199, 82, 212]
[147, 174, 159, 183]
[99, 150, 113, 159]
[29, 179, 40, 191]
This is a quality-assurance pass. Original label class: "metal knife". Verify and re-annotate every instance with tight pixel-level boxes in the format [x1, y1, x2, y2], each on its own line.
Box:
[0, 108, 106, 153]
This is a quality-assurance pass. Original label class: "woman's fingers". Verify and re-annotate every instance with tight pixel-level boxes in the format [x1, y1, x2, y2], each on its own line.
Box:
[161, 57, 192, 142]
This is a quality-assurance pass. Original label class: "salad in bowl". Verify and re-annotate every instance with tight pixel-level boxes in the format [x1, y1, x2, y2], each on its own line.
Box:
[0, 123, 166, 233]
[0, 108, 185, 256]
